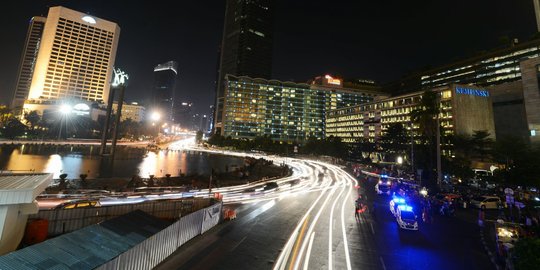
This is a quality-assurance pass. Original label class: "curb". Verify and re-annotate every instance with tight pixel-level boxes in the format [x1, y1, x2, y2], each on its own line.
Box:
[479, 227, 501, 270]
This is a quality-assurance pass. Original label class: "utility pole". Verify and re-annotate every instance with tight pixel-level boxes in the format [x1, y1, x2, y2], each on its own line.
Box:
[410, 122, 415, 181]
[436, 96, 442, 188]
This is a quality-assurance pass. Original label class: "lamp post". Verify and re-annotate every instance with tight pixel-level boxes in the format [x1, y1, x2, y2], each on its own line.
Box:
[58, 104, 71, 140]
[151, 111, 161, 137]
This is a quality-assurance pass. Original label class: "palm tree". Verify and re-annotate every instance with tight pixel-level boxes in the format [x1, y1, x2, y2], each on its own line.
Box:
[471, 130, 493, 162]
[410, 90, 440, 187]
[24, 110, 41, 131]
[0, 106, 12, 127]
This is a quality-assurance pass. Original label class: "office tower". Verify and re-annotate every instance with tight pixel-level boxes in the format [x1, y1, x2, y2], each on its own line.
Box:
[25, 6, 120, 107]
[153, 61, 178, 123]
[174, 101, 192, 129]
[10, 16, 47, 110]
[214, 0, 274, 134]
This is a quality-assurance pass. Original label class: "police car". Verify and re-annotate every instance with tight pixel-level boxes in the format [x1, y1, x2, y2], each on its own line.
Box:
[389, 195, 406, 216]
[375, 175, 392, 195]
[396, 205, 418, 230]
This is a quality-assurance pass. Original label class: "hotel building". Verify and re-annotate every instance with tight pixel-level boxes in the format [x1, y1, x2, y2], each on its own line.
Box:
[20, 6, 120, 117]
[10, 16, 47, 110]
[385, 38, 540, 144]
[214, 0, 274, 134]
[326, 84, 495, 152]
[219, 74, 386, 142]
[386, 38, 540, 95]
[112, 102, 146, 123]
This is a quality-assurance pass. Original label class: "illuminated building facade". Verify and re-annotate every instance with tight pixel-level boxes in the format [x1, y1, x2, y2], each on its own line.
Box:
[153, 61, 178, 123]
[386, 38, 540, 95]
[220, 75, 385, 142]
[112, 102, 146, 123]
[326, 84, 496, 153]
[215, 0, 274, 134]
[488, 56, 540, 143]
[11, 16, 47, 110]
[24, 6, 120, 110]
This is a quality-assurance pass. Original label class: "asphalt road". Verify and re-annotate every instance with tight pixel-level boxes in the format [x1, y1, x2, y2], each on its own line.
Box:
[362, 177, 495, 270]
[155, 158, 495, 270]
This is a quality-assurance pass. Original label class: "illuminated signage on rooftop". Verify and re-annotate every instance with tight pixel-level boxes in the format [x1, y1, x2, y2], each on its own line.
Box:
[455, 87, 489, 97]
[81, 16, 96, 24]
[325, 75, 342, 86]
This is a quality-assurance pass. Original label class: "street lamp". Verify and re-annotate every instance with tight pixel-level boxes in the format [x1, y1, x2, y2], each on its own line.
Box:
[397, 156, 403, 165]
[58, 104, 71, 140]
[151, 111, 161, 122]
[150, 111, 161, 137]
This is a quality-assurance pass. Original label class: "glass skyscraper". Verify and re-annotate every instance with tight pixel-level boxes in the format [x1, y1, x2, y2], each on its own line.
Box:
[153, 61, 178, 123]
[215, 0, 274, 134]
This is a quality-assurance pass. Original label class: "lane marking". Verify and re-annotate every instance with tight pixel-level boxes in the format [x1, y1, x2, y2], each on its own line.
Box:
[289, 216, 310, 270]
[339, 172, 353, 270]
[380, 256, 386, 270]
[370, 222, 375, 235]
[303, 232, 316, 270]
[231, 236, 247, 251]
[293, 185, 339, 270]
[328, 182, 346, 270]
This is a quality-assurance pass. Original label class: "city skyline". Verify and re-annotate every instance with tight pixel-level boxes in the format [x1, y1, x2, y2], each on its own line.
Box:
[0, 0, 536, 116]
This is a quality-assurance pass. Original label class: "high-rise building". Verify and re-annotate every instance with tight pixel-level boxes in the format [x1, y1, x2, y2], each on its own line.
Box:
[326, 85, 496, 157]
[214, 0, 274, 134]
[24, 6, 120, 112]
[174, 101, 193, 129]
[385, 38, 540, 95]
[220, 75, 385, 142]
[153, 61, 178, 123]
[10, 16, 47, 110]
[112, 101, 146, 123]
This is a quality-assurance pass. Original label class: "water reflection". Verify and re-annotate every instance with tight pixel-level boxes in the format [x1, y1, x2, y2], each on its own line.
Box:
[0, 144, 244, 179]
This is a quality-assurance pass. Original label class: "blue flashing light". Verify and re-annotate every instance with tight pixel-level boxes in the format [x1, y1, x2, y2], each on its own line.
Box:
[380, 174, 388, 178]
[392, 197, 405, 204]
[398, 205, 413, 212]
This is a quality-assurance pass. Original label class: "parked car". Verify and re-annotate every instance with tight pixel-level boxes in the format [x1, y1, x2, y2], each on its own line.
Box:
[470, 195, 502, 209]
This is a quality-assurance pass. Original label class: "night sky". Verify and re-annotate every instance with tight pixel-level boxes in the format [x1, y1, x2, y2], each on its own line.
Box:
[0, 0, 536, 115]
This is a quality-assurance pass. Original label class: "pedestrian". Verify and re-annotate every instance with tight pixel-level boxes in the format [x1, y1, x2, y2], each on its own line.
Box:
[355, 203, 360, 219]
[478, 208, 485, 227]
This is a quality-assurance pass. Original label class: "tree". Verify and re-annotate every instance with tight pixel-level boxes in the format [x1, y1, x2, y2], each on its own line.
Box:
[471, 130, 493, 161]
[24, 110, 41, 131]
[196, 130, 203, 143]
[1, 118, 26, 139]
[378, 123, 408, 161]
[0, 106, 12, 127]
[513, 238, 540, 270]
[491, 136, 540, 186]
[410, 90, 440, 187]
